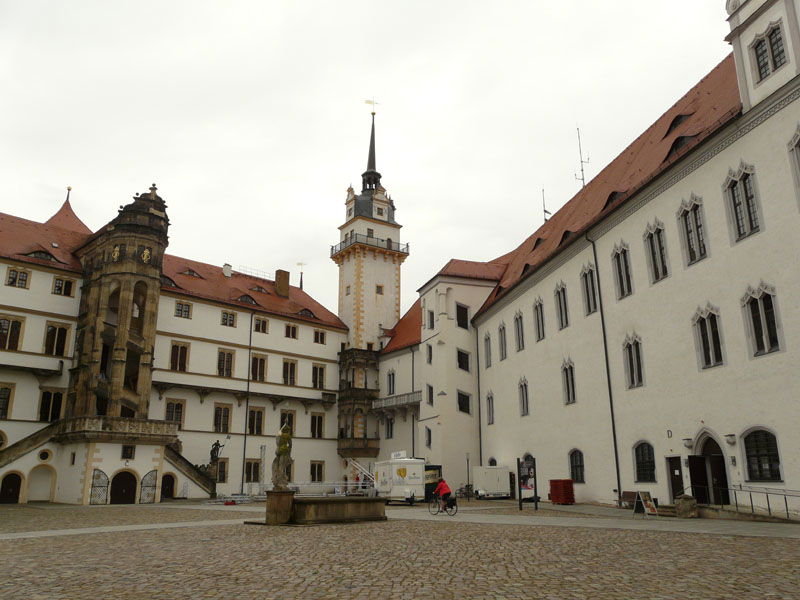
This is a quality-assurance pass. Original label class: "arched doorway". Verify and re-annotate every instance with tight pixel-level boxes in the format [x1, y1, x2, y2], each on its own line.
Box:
[688, 436, 729, 505]
[27, 466, 54, 502]
[161, 474, 175, 500]
[110, 471, 137, 504]
[0, 473, 22, 503]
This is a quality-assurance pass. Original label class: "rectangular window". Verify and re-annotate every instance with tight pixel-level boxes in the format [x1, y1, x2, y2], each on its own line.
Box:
[426, 384, 434, 406]
[696, 314, 724, 368]
[769, 27, 786, 69]
[456, 349, 470, 372]
[555, 286, 569, 329]
[581, 269, 597, 315]
[245, 460, 261, 483]
[533, 302, 545, 341]
[313, 330, 326, 344]
[519, 382, 529, 416]
[681, 204, 707, 264]
[613, 248, 633, 299]
[217, 458, 228, 483]
[165, 400, 185, 429]
[498, 325, 507, 360]
[729, 174, 760, 240]
[563, 364, 576, 404]
[645, 228, 669, 283]
[514, 314, 525, 351]
[426, 344, 432, 364]
[38, 390, 63, 422]
[43, 323, 69, 356]
[251, 355, 267, 382]
[747, 293, 780, 356]
[310, 461, 324, 483]
[52, 277, 74, 297]
[6, 268, 30, 289]
[254, 317, 269, 334]
[425, 426, 432, 448]
[0, 316, 23, 351]
[385, 416, 394, 439]
[456, 304, 469, 329]
[427, 310, 435, 330]
[367, 228, 374, 237]
[174, 302, 192, 318]
[457, 391, 471, 414]
[280, 410, 295, 435]
[624, 340, 644, 388]
[121, 445, 135, 460]
[221, 311, 236, 327]
[486, 394, 494, 425]
[484, 335, 492, 368]
[312, 364, 326, 389]
[285, 324, 298, 339]
[170, 343, 188, 372]
[376, 285, 384, 295]
[248, 408, 264, 435]
[386, 371, 395, 395]
[217, 349, 234, 377]
[282, 360, 297, 386]
[0, 384, 12, 419]
[311, 413, 324, 439]
[376, 207, 384, 216]
[214, 404, 231, 433]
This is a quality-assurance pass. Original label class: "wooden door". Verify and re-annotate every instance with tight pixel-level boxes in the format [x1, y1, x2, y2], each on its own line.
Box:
[688, 456, 709, 504]
[0, 473, 21, 503]
[161, 474, 175, 499]
[667, 457, 683, 502]
[110, 472, 137, 504]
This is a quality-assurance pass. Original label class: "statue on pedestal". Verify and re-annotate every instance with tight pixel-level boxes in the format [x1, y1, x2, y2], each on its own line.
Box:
[271, 424, 293, 491]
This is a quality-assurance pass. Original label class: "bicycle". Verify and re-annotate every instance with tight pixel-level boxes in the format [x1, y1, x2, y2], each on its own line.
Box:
[428, 494, 458, 516]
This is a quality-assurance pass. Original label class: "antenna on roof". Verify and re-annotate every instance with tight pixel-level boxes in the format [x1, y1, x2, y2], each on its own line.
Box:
[296, 262, 306, 290]
[542, 189, 551, 222]
[574, 128, 590, 188]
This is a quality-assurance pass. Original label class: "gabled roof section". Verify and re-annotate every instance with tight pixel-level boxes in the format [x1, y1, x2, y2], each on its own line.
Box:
[162, 255, 346, 330]
[437, 259, 506, 281]
[44, 199, 92, 235]
[0, 211, 89, 272]
[476, 54, 741, 318]
[382, 299, 421, 354]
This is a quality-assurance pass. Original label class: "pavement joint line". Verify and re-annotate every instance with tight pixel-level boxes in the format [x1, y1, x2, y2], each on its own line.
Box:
[0, 518, 248, 541]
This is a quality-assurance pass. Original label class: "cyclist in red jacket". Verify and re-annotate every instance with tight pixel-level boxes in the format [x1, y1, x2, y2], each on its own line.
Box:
[433, 478, 452, 512]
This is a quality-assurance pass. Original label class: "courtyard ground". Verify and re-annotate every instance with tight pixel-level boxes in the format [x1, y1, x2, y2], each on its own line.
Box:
[1, 501, 798, 599]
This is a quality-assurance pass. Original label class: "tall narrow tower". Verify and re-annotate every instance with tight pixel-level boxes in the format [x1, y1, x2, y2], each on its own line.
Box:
[332, 113, 409, 355]
[332, 113, 409, 459]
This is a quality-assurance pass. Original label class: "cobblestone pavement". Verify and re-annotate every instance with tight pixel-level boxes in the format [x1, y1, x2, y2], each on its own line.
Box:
[0, 504, 262, 533]
[1, 510, 799, 599]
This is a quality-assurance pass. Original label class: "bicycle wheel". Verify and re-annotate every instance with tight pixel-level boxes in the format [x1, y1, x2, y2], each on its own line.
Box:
[445, 500, 458, 516]
[428, 498, 440, 515]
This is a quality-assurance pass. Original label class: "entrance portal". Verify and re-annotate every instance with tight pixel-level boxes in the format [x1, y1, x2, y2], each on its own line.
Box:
[110, 471, 137, 504]
[161, 474, 175, 500]
[688, 437, 730, 505]
[27, 466, 54, 502]
[667, 457, 683, 502]
[0, 473, 22, 503]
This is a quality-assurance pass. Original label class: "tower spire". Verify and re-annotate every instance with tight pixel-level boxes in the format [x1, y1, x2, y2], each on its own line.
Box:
[361, 112, 382, 191]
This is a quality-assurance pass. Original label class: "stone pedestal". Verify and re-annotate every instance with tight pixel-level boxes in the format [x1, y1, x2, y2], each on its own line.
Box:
[265, 490, 296, 525]
[674, 494, 698, 518]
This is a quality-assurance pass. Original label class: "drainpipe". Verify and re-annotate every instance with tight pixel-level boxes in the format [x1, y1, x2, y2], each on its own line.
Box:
[474, 324, 483, 467]
[587, 233, 622, 507]
[240, 311, 254, 494]
[410, 345, 416, 457]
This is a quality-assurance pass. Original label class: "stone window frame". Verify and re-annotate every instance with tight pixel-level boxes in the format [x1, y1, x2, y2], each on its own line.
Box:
[310, 460, 325, 483]
[220, 310, 237, 327]
[311, 363, 326, 390]
[174, 300, 192, 319]
[5, 266, 31, 289]
[254, 317, 269, 334]
[562, 359, 576, 405]
[244, 459, 261, 483]
[280, 409, 296, 436]
[580, 264, 598, 316]
[513, 311, 525, 351]
[216, 348, 235, 378]
[385, 416, 394, 439]
[486, 392, 494, 425]
[622, 333, 645, 390]
[425, 426, 432, 448]
[568, 449, 585, 483]
[313, 329, 326, 344]
[426, 384, 434, 406]
[251, 353, 268, 382]
[310, 412, 325, 439]
[741, 427, 783, 482]
[611, 242, 634, 300]
[633, 441, 657, 483]
[169, 341, 190, 372]
[691, 303, 726, 371]
[533, 298, 545, 342]
[722, 162, 764, 244]
[483, 333, 492, 368]
[426, 343, 433, 365]
[518, 377, 530, 417]
[213, 402, 232, 434]
[676, 194, 710, 267]
[42, 320, 70, 357]
[456, 348, 470, 373]
[284, 323, 298, 339]
[52, 276, 76, 297]
[386, 369, 395, 395]
[456, 390, 471, 415]
[165, 398, 186, 429]
[642, 219, 671, 285]
[375, 284, 384, 295]
[748, 20, 789, 85]
[38, 388, 65, 422]
[216, 457, 229, 483]
[740, 282, 785, 359]
[247, 406, 264, 436]
[498, 322, 508, 360]
[456, 303, 470, 330]
[0, 382, 16, 420]
[554, 282, 569, 330]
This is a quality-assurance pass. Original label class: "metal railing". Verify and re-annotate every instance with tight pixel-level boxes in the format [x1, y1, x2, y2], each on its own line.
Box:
[678, 483, 800, 520]
[331, 234, 409, 257]
[372, 390, 422, 410]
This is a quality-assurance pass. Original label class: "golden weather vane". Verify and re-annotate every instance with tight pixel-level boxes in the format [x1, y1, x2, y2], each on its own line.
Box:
[365, 98, 380, 114]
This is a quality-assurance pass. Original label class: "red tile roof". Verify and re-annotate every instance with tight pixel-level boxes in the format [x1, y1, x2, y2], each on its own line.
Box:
[0, 206, 347, 330]
[382, 299, 421, 354]
[475, 54, 741, 317]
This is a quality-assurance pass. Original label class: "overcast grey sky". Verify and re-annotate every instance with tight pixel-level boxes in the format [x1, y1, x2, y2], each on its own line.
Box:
[0, 1, 731, 314]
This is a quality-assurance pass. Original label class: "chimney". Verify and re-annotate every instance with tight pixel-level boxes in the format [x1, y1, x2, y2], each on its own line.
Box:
[222, 263, 232, 278]
[275, 269, 290, 297]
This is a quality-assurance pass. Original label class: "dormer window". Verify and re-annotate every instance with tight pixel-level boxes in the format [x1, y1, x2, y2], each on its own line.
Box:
[161, 275, 178, 287]
[26, 250, 56, 262]
[237, 295, 257, 305]
[753, 25, 787, 82]
[666, 135, 698, 161]
[298, 308, 315, 318]
[180, 268, 202, 278]
[665, 113, 693, 137]
[376, 207, 384, 216]
[249, 285, 268, 293]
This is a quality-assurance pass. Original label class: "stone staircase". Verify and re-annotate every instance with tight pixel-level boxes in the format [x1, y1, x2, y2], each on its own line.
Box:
[0, 421, 62, 469]
[164, 444, 216, 497]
